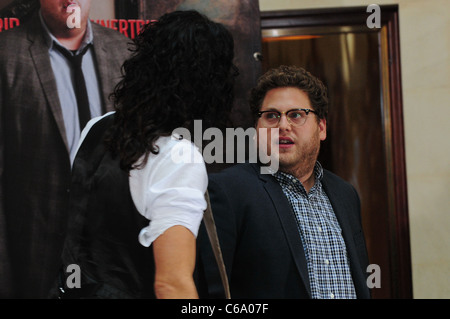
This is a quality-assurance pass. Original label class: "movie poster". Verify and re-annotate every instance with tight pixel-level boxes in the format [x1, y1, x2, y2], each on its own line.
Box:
[0, 0, 262, 176]
[0, 0, 262, 298]
[0, 0, 261, 131]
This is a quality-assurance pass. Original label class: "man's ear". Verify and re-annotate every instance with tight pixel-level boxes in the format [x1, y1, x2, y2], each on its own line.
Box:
[319, 118, 327, 141]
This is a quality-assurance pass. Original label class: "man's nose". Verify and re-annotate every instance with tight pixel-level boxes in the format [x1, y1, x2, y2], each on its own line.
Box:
[278, 113, 291, 130]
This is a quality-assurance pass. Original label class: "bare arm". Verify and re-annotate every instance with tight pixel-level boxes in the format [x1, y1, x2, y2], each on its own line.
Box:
[153, 225, 199, 299]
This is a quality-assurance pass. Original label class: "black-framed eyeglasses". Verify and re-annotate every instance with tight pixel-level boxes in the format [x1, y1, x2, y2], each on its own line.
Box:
[257, 108, 318, 127]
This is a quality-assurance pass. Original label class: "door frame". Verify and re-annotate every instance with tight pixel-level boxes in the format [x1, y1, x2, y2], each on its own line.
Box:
[261, 5, 412, 298]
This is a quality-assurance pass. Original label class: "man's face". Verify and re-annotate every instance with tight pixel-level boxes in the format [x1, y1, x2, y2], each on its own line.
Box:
[40, 0, 92, 31]
[256, 87, 326, 176]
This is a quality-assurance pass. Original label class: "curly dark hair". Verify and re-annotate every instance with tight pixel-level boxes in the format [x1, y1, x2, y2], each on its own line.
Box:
[106, 10, 237, 171]
[249, 65, 328, 124]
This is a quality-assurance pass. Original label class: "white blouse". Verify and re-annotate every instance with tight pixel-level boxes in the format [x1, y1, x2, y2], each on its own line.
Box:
[76, 112, 207, 247]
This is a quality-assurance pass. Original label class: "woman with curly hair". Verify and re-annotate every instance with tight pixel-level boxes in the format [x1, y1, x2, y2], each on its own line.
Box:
[55, 10, 237, 299]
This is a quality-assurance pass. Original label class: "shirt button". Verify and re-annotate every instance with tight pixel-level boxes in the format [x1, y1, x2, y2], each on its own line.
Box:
[324, 259, 329, 265]
[317, 226, 322, 232]
[330, 293, 335, 299]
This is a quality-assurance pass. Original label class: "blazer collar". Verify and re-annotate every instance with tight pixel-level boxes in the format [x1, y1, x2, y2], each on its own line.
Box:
[321, 173, 354, 247]
[251, 163, 312, 297]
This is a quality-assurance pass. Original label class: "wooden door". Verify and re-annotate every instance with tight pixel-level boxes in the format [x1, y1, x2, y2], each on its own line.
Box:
[261, 5, 412, 299]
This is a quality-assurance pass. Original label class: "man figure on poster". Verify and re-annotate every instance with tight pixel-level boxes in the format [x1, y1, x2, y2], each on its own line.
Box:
[0, 0, 130, 298]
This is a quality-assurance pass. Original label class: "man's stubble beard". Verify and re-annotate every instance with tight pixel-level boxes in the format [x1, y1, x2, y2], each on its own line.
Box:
[278, 134, 321, 179]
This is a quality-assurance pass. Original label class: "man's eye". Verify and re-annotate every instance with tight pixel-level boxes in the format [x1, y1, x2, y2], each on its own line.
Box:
[265, 112, 278, 119]
[289, 112, 303, 119]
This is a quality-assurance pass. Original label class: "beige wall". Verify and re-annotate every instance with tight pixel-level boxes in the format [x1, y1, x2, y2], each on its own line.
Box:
[259, 0, 450, 299]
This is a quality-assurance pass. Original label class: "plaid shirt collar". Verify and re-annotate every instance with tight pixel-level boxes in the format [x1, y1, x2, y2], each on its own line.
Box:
[274, 161, 324, 195]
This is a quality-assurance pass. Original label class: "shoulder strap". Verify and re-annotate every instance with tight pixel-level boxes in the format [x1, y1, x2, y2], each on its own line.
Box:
[202, 191, 231, 299]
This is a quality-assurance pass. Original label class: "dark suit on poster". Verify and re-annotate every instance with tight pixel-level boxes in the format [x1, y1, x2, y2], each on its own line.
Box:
[0, 13, 130, 298]
[196, 163, 371, 299]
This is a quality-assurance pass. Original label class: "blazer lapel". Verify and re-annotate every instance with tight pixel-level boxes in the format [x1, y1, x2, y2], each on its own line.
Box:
[91, 27, 116, 113]
[27, 15, 69, 151]
[321, 172, 368, 297]
[253, 164, 312, 297]
[321, 176, 355, 245]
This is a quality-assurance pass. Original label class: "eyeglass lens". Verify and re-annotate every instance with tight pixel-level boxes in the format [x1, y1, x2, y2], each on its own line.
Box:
[261, 110, 308, 127]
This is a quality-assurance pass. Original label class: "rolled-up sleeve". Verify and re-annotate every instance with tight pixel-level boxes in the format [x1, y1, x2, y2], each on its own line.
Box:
[129, 137, 207, 247]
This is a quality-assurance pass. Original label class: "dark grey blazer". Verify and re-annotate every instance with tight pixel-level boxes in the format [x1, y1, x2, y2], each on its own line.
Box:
[196, 163, 371, 299]
[0, 14, 130, 298]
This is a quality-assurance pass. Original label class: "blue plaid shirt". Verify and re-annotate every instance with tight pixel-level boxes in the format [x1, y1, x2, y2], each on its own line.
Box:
[274, 162, 357, 299]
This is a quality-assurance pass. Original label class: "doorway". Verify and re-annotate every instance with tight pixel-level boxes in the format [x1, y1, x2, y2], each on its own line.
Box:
[261, 6, 411, 299]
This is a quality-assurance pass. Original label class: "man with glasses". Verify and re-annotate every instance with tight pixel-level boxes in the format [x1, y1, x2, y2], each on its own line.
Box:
[196, 65, 371, 299]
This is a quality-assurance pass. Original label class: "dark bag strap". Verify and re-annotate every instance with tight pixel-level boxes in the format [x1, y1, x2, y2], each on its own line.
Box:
[203, 191, 231, 299]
